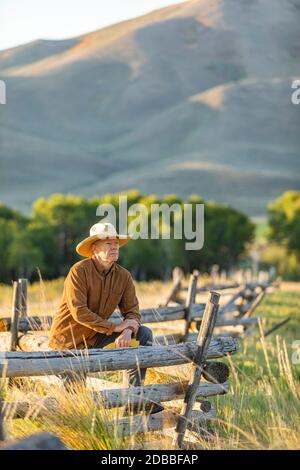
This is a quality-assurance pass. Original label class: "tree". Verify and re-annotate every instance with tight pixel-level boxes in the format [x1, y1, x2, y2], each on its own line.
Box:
[185, 201, 255, 272]
[0, 202, 27, 226]
[0, 192, 255, 283]
[32, 193, 97, 274]
[0, 219, 16, 282]
[268, 191, 300, 260]
[7, 230, 45, 280]
[0, 203, 29, 282]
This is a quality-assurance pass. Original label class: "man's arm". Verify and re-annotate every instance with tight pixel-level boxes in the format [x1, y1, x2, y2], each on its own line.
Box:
[65, 265, 117, 335]
[118, 273, 141, 336]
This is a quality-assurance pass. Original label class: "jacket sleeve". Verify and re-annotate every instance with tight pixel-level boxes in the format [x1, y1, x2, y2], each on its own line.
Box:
[65, 265, 117, 335]
[118, 274, 141, 332]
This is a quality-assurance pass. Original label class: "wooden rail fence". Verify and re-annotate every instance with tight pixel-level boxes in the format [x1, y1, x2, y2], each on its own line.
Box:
[0, 283, 238, 448]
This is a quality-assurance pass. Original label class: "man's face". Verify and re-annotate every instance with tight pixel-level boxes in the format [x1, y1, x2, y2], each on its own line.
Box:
[92, 238, 119, 262]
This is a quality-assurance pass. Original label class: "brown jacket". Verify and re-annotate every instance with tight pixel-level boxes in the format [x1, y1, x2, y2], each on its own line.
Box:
[49, 257, 141, 350]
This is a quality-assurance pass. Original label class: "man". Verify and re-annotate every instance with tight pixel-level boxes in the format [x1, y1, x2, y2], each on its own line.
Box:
[49, 222, 163, 412]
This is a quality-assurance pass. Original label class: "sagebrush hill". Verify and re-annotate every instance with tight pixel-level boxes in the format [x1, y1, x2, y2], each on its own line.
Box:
[0, 0, 299, 216]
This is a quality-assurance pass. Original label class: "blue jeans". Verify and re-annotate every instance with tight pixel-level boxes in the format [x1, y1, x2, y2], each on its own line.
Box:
[60, 325, 153, 389]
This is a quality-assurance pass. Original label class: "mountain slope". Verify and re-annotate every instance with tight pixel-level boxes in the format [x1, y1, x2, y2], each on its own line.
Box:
[0, 0, 299, 216]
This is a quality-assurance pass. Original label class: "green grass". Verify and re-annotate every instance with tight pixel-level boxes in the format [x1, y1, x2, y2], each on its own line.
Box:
[207, 289, 300, 449]
[1, 283, 300, 449]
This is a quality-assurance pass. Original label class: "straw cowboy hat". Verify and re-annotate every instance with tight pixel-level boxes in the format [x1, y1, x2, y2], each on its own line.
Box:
[76, 222, 130, 257]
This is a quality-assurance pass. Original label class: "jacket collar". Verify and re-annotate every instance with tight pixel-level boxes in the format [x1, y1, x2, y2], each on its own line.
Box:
[91, 256, 116, 278]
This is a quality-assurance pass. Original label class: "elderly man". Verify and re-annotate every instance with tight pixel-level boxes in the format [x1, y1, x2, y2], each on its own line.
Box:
[49, 222, 162, 413]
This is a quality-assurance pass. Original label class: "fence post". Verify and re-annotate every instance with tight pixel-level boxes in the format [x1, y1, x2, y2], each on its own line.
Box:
[218, 285, 245, 316]
[10, 281, 20, 352]
[8, 281, 24, 389]
[210, 264, 219, 284]
[18, 278, 28, 318]
[175, 291, 220, 449]
[183, 270, 199, 341]
[268, 266, 276, 283]
[220, 270, 227, 283]
[243, 290, 266, 319]
[9, 279, 27, 351]
[161, 267, 184, 307]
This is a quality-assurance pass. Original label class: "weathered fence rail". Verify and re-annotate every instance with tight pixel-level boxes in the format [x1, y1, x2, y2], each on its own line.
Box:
[0, 304, 206, 332]
[1, 304, 250, 332]
[0, 278, 241, 448]
[3, 381, 229, 420]
[0, 314, 256, 352]
[181, 280, 272, 293]
[0, 336, 238, 378]
[0, 270, 265, 359]
[164, 270, 279, 339]
[163, 265, 276, 305]
[113, 408, 216, 437]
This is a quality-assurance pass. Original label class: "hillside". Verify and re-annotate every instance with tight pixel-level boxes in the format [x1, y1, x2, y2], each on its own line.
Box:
[0, 0, 299, 216]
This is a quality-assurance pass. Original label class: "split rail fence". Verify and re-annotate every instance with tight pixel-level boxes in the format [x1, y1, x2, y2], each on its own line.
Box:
[0, 279, 239, 448]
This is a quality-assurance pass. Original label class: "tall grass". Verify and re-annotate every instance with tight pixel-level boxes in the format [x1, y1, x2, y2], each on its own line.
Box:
[1, 282, 299, 449]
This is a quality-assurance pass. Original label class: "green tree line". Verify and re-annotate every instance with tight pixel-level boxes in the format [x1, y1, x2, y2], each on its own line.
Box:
[263, 190, 300, 280]
[0, 190, 255, 283]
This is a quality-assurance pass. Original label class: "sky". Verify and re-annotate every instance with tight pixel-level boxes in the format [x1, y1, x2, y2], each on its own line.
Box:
[0, 0, 186, 51]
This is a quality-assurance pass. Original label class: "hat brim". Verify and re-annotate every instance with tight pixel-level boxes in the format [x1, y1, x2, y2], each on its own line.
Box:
[76, 234, 130, 258]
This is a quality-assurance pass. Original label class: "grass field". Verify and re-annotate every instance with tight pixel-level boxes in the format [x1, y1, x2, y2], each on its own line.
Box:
[1, 279, 299, 449]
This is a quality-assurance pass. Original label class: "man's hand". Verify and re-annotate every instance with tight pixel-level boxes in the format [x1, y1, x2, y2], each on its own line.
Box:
[115, 329, 132, 348]
[114, 319, 139, 333]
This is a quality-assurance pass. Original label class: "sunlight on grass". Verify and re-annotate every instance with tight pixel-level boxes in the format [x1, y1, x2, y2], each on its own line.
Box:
[1, 281, 299, 449]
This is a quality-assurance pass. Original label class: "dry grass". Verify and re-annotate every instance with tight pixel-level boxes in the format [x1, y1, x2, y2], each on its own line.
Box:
[1, 279, 299, 449]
